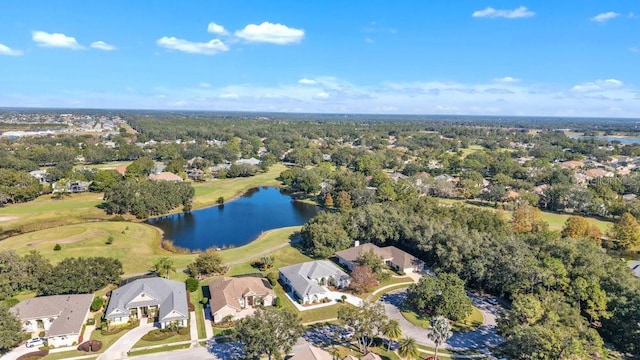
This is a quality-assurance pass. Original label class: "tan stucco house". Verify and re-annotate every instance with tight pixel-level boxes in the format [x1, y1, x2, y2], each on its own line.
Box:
[208, 276, 275, 323]
[335, 242, 424, 274]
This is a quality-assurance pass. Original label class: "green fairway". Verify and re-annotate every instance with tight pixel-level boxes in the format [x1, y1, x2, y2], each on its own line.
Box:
[0, 222, 193, 274]
[191, 164, 287, 209]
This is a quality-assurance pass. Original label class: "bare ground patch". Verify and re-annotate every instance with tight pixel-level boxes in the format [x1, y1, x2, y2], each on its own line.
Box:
[0, 216, 18, 222]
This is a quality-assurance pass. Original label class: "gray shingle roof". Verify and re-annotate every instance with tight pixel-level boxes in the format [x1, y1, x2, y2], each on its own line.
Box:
[279, 260, 348, 298]
[105, 277, 188, 322]
[10, 294, 94, 338]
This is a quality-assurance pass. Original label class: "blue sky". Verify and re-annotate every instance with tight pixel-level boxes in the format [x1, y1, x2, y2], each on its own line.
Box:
[0, 1, 639, 117]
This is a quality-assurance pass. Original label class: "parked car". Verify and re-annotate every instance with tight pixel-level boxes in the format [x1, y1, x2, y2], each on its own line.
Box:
[26, 337, 46, 348]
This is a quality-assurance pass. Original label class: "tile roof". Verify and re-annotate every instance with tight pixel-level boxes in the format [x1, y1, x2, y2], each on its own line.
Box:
[105, 277, 188, 323]
[208, 277, 275, 314]
[335, 243, 423, 271]
[148, 172, 183, 181]
[289, 345, 333, 360]
[11, 294, 94, 337]
[279, 261, 348, 298]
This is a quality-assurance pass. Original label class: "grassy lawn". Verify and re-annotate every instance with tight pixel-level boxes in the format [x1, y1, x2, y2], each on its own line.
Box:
[0, 192, 111, 233]
[401, 305, 484, 333]
[128, 343, 191, 356]
[459, 145, 485, 158]
[0, 222, 194, 274]
[131, 331, 191, 348]
[191, 164, 286, 209]
[218, 226, 301, 264]
[190, 285, 207, 339]
[332, 345, 400, 360]
[361, 276, 413, 300]
[43, 351, 98, 360]
[368, 284, 412, 302]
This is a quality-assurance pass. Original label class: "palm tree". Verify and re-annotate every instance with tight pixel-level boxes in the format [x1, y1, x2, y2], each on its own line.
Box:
[427, 316, 452, 360]
[398, 337, 419, 359]
[382, 319, 402, 350]
[154, 257, 175, 279]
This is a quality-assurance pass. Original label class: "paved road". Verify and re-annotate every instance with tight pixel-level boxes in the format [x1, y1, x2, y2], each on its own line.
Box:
[0, 344, 35, 360]
[98, 321, 155, 360]
[379, 290, 503, 351]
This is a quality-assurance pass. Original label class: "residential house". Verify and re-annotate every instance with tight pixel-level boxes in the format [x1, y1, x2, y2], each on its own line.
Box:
[10, 294, 94, 348]
[105, 277, 188, 329]
[289, 345, 333, 360]
[148, 172, 183, 182]
[208, 276, 276, 323]
[361, 353, 383, 360]
[279, 261, 350, 304]
[29, 170, 48, 184]
[68, 181, 90, 193]
[235, 157, 262, 166]
[335, 242, 424, 274]
[559, 160, 584, 169]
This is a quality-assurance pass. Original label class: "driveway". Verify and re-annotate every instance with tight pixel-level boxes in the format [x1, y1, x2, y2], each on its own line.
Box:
[379, 290, 503, 352]
[98, 321, 155, 360]
[0, 343, 36, 360]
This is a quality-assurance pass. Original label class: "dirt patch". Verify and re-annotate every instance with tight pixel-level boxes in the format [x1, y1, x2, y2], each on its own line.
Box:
[26, 231, 103, 246]
[0, 216, 18, 222]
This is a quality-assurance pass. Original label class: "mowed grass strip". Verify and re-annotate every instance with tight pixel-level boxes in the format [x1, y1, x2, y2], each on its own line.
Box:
[0, 222, 193, 274]
[191, 164, 287, 209]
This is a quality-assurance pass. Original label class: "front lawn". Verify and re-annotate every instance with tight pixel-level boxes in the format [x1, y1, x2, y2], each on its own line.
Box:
[132, 330, 190, 348]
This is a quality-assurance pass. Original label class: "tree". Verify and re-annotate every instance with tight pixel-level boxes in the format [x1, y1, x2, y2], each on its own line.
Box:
[405, 273, 472, 321]
[0, 304, 23, 352]
[154, 257, 175, 279]
[609, 212, 640, 249]
[428, 316, 452, 360]
[337, 301, 388, 353]
[349, 266, 378, 294]
[40, 257, 122, 295]
[357, 249, 385, 278]
[323, 192, 334, 207]
[562, 216, 591, 238]
[185, 278, 199, 292]
[187, 250, 225, 277]
[382, 319, 402, 351]
[397, 337, 419, 360]
[300, 212, 351, 258]
[510, 205, 547, 233]
[334, 190, 353, 211]
[234, 308, 303, 360]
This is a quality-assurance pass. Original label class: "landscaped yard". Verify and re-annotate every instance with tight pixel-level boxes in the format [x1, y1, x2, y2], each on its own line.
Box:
[132, 330, 190, 348]
[128, 343, 191, 356]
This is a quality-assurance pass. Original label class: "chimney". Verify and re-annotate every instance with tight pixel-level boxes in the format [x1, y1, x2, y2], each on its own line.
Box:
[354, 241, 360, 247]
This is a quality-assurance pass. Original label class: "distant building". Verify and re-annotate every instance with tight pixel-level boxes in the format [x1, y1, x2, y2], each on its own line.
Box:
[148, 172, 183, 182]
[335, 242, 424, 274]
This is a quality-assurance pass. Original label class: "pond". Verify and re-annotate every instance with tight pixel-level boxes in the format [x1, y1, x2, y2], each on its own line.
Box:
[147, 187, 319, 251]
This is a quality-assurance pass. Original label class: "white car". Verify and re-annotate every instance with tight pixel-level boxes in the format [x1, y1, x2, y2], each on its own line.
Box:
[26, 337, 46, 348]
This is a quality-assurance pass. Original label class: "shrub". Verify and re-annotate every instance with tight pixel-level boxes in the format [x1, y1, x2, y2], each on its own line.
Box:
[274, 297, 283, 308]
[53, 244, 62, 251]
[112, 215, 126, 221]
[185, 278, 199, 292]
[217, 196, 224, 205]
[266, 271, 278, 286]
[77, 340, 103, 352]
[90, 297, 104, 312]
[105, 236, 114, 245]
[200, 297, 209, 305]
[5, 297, 19, 307]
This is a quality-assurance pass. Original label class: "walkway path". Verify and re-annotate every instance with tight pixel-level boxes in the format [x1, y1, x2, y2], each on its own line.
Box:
[203, 307, 214, 339]
[189, 311, 199, 347]
[98, 321, 155, 360]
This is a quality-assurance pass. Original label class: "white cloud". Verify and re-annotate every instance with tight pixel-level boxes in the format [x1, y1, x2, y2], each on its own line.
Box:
[207, 22, 229, 36]
[298, 78, 317, 85]
[32, 30, 83, 49]
[90, 41, 116, 51]
[235, 22, 304, 45]
[314, 92, 330, 99]
[364, 37, 375, 44]
[630, 46, 640, 53]
[572, 78, 624, 92]
[157, 36, 229, 55]
[472, 6, 535, 19]
[494, 76, 521, 83]
[199, 82, 211, 88]
[0, 43, 23, 56]
[219, 93, 239, 99]
[591, 11, 620, 22]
